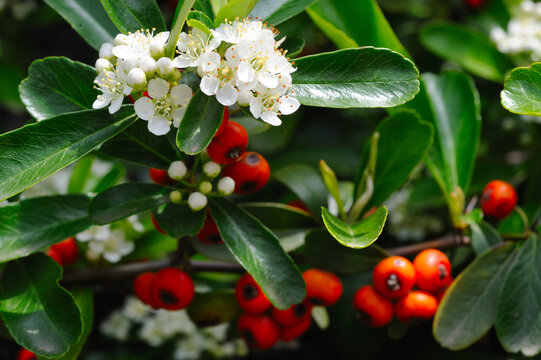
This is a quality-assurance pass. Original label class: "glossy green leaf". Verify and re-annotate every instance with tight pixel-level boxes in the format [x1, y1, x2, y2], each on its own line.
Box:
[0, 107, 137, 202]
[0, 254, 82, 357]
[187, 291, 240, 327]
[319, 160, 345, 219]
[89, 183, 170, 225]
[57, 288, 94, 360]
[177, 90, 224, 155]
[208, 197, 305, 309]
[19, 57, 98, 121]
[0, 62, 24, 109]
[249, 0, 316, 26]
[194, 0, 214, 19]
[100, 121, 178, 169]
[434, 242, 516, 350]
[468, 221, 503, 255]
[100, 0, 166, 33]
[496, 236, 541, 356]
[305, 8, 357, 49]
[303, 229, 387, 274]
[242, 202, 316, 229]
[282, 37, 305, 58]
[501, 62, 541, 116]
[355, 111, 433, 206]
[214, 0, 258, 27]
[307, 0, 408, 56]
[0, 195, 90, 263]
[321, 206, 387, 248]
[420, 22, 513, 82]
[187, 10, 214, 30]
[43, 0, 118, 50]
[68, 156, 94, 194]
[153, 203, 206, 237]
[273, 164, 328, 216]
[291, 48, 420, 108]
[93, 163, 126, 193]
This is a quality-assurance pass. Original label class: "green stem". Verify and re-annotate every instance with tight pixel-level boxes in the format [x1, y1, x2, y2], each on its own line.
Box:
[165, 0, 196, 59]
[515, 206, 530, 236]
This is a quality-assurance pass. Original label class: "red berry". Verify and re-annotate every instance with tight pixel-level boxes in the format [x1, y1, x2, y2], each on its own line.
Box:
[272, 299, 313, 326]
[16, 349, 36, 360]
[47, 248, 64, 266]
[235, 273, 272, 314]
[207, 121, 248, 164]
[151, 213, 167, 235]
[222, 152, 270, 194]
[214, 107, 229, 138]
[464, 0, 484, 9]
[373, 256, 416, 299]
[49, 237, 78, 266]
[395, 291, 438, 323]
[286, 199, 310, 213]
[280, 314, 312, 342]
[237, 313, 280, 349]
[149, 268, 194, 310]
[196, 211, 222, 244]
[134, 272, 159, 308]
[353, 285, 394, 327]
[481, 180, 517, 219]
[303, 269, 343, 306]
[413, 249, 452, 293]
[435, 277, 453, 303]
[149, 167, 173, 186]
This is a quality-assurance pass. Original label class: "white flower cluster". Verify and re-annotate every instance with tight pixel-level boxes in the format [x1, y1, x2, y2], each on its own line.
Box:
[92, 18, 300, 136]
[76, 216, 142, 263]
[491, 0, 541, 61]
[100, 296, 247, 359]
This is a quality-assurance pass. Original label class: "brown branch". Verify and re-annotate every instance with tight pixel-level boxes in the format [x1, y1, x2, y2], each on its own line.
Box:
[387, 233, 471, 257]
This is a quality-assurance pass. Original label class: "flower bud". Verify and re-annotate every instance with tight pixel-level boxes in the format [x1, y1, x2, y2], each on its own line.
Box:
[95, 58, 113, 73]
[237, 90, 252, 106]
[188, 192, 207, 211]
[139, 56, 157, 77]
[217, 177, 235, 195]
[199, 181, 212, 194]
[150, 39, 165, 59]
[168, 161, 187, 180]
[119, 58, 138, 74]
[157, 57, 174, 77]
[127, 68, 147, 89]
[114, 34, 129, 46]
[99, 43, 114, 60]
[203, 161, 221, 178]
[170, 190, 183, 204]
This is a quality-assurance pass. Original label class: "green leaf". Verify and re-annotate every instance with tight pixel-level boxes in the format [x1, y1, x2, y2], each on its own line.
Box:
[208, 197, 305, 309]
[311, 306, 330, 329]
[100, 121, 178, 169]
[92, 162, 126, 193]
[0, 106, 137, 202]
[165, 0, 197, 58]
[68, 156, 94, 194]
[249, 0, 316, 26]
[43, 0, 118, 50]
[319, 160, 346, 220]
[100, 0, 166, 33]
[282, 37, 305, 58]
[177, 90, 224, 155]
[355, 111, 433, 206]
[0, 254, 82, 357]
[496, 236, 541, 356]
[242, 202, 316, 229]
[303, 229, 387, 274]
[152, 203, 206, 237]
[89, 183, 170, 225]
[305, 8, 358, 49]
[468, 221, 503, 256]
[57, 288, 94, 360]
[420, 22, 513, 82]
[187, 10, 214, 30]
[187, 291, 240, 327]
[0, 61, 24, 109]
[194, 0, 214, 19]
[291, 47, 420, 108]
[0, 195, 90, 263]
[307, 0, 408, 57]
[321, 206, 387, 249]
[273, 164, 328, 216]
[501, 62, 541, 116]
[214, 0, 258, 27]
[19, 57, 98, 121]
[433, 242, 516, 350]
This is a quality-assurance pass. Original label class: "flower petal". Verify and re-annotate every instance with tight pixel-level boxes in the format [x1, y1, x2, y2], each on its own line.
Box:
[216, 83, 238, 106]
[250, 97, 262, 119]
[258, 72, 278, 89]
[200, 76, 219, 95]
[172, 107, 187, 128]
[134, 97, 155, 120]
[261, 111, 282, 126]
[148, 78, 170, 99]
[278, 96, 300, 115]
[170, 84, 193, 106]
[148, 116, 171, 136]
[108, 97, 124, 114]
[93, 96, 110, 109]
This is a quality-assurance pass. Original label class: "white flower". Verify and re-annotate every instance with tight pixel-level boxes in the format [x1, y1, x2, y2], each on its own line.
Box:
[188, 191, 207, 211]
[217, 176, 235, 195]
[168, 160, 187, 180]
[157, 57, 175, 76]
[100, 310, 131, 341]
[138, 56, 157, 76]
[199, 57, 239, 106]
[173, 28, 220, 69]
[76, 225, 134, 263]
[122, 296, 151, 323]
[95, 58, 113, 72]
[113, 30, 169, 60]
[212, 18, 274, 44]
[127, 68, 147, 88]
[134, 79, 193, 135]
[249, 86, 299, 126]
[203, 161, 221, 178]
[99, 42, 114, 59]
[92, 70, 132, 114]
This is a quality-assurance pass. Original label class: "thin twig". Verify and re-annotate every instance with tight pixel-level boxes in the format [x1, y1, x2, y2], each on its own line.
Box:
[387, 233, 471, 257]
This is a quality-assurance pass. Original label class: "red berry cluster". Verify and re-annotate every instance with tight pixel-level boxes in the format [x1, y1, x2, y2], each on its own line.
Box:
[196, 210, 223, 245]
[16, 348, 36, 360]
[481, 180, 517, 220]
[235, 269, 342, 349]
[149, 167, 173, 186]
[133, 267, 194, 311]
[354, 250, 452, 327]
[46, 237, 78, 267]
